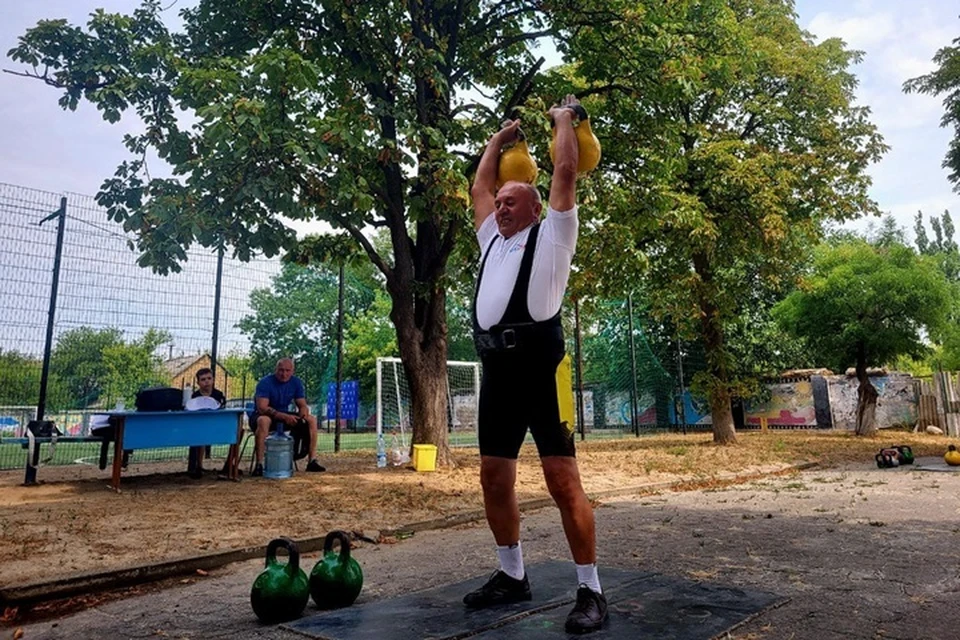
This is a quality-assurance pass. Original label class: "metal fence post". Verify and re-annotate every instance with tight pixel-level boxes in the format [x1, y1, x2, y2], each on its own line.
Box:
[627, 295, 640, 437]
[210, 244, 224, 378]
[24, 197, 67, 485]
[35, 197, 67, 423]
[335, 262, 344, 453]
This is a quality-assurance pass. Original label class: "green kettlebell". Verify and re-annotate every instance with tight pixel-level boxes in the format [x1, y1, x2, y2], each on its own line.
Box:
[895, 445, 915, 465]
[309, 530, 364, 609]
[250, 537, 310, 623]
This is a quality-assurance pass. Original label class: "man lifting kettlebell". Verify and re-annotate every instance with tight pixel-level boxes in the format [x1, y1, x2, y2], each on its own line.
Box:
[466, 95, 606, 634]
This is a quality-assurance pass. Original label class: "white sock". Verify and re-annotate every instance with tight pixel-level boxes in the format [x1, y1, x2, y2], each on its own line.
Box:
[497, 542, 525, 580]
[576, 563, 602, 593]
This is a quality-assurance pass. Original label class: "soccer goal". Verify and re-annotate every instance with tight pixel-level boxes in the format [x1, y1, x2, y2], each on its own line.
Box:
[375, 357, 481, 448]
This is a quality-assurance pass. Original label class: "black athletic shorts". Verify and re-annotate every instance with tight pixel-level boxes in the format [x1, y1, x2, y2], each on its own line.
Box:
[478, 343, 576, 459]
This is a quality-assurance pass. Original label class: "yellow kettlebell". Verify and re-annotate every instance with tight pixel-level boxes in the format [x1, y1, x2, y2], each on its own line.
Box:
[945, 444, 960, 466]
[496, 126, 538, 189]
[549, 103, 601, 174]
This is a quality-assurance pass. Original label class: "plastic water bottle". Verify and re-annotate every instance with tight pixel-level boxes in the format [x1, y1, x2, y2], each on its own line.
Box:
[376, 434, 387, 468]
[264, 426, 294, 479]
[390, 434, 403, 465]
[182, 384, 193, 409]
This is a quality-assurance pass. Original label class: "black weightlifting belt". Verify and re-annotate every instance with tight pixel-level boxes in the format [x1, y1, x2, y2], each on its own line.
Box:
[474, 320, 563, 355]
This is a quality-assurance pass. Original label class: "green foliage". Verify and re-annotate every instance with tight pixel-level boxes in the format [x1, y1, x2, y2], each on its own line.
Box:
[904, 29, 960, 190]
[50, 326, 171, 408]
[774, 241, 952, 374]
[0, 350, 43, 407]
[866, 215, 907, 248]
[912, 209, 960, 370]
[546, 0, 886, 436]
[219, 351, 258, 399]
[343, 289, 398, 403]
[236, 261, 376, 402]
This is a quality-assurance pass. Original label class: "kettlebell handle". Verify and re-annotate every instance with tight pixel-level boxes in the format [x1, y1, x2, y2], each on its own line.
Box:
[550, 103, 589, 128]
[265, 537, 301, 575]
[323, 530, 352, 563]
[499, 120, 526, 142]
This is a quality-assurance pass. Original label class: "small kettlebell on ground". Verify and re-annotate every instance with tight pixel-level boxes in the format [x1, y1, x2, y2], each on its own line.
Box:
[875, 448, 900, 468]
[496, 124, 538, 189]
[894, 445, 914, 465]
[549, 102, 601, 174]
[250, 537, 310, 623]
[945, 444, 960, 466]
[310, 530, 364, 609]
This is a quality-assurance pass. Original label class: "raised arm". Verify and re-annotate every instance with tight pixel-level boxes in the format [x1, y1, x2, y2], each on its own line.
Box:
[471, 120, 521, 231]
[548, 96, 580, 212]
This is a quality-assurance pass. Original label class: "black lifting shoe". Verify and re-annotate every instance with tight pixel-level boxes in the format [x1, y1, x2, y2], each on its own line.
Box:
[463, 570, 532, 608]
[565, 585, 608, 634]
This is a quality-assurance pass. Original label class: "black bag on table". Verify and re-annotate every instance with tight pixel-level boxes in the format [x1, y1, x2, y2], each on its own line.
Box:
[135, 387, 184, 412]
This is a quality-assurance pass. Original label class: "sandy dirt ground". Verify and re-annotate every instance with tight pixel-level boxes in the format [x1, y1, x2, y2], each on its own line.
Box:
[1, 436, 792, 588]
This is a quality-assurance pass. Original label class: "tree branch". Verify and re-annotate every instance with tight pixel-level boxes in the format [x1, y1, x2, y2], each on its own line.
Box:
[577, 84, 635, 100]
[475, 29, 555, 67]
[3, 66, 113, 91]
[343, 222, 393, 281]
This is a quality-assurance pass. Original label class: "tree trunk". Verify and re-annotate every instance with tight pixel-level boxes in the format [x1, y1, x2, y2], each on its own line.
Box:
[398, 334, 453, 466]
[855, 353, 878, 436]
[708, 385, 737, 445]
[693, 251, 738, 445]
[389, 273, 454, 467]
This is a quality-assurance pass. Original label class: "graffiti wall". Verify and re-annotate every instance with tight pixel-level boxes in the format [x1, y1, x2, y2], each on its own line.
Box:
[578, 373, 917, 431]
[745, 380, 818, 426]
[744, 373, 917, 430]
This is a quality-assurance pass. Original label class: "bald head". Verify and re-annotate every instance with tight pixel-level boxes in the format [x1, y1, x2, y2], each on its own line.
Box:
[275, 358, 295, 382]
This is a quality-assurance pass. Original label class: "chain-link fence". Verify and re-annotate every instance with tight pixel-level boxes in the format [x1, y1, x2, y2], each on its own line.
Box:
[0, 183, 282, 469]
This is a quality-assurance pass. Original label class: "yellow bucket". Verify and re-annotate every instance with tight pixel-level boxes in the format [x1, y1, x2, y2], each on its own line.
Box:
[412, 444, 438, 472]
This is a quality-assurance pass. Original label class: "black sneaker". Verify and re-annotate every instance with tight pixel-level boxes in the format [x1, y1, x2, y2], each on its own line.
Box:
[306, 459, 326, 473]
[463, 570, 531, 608]
[565, 586, 608, 634]
[252, 463, 264, 477]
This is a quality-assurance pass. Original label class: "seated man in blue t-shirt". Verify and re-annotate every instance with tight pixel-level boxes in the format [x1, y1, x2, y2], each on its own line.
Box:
[252, 357, 325, 475]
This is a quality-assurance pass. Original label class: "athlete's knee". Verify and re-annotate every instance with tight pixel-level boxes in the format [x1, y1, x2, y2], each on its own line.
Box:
[543, 459, 585, 507]
[480, 459, 516, 498]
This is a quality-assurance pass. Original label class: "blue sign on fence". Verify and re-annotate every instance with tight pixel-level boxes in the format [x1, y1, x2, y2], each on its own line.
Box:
[325, 380, 359, 420]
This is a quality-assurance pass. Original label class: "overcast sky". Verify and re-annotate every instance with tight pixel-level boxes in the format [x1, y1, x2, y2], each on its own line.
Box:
[0, 0, 958, 240]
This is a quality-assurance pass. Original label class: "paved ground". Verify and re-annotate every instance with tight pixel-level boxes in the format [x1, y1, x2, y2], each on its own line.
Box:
[10, 459, 960, 639]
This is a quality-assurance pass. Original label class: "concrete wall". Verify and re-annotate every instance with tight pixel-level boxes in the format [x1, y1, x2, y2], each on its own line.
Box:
[826, 372, 916, 430]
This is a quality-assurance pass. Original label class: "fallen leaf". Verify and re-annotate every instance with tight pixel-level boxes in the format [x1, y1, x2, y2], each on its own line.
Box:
[13, 628, 24, 640]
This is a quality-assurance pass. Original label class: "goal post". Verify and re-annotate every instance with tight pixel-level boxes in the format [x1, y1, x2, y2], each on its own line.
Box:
[375, 357, 481, 447]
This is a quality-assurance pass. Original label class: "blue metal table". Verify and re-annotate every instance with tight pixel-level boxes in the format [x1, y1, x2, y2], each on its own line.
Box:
[106, 408, 245, 491]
